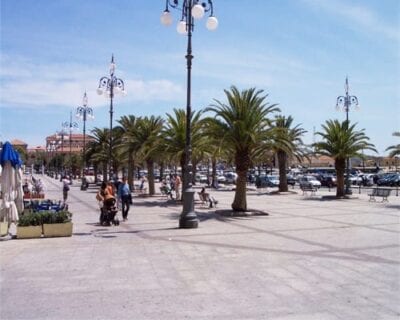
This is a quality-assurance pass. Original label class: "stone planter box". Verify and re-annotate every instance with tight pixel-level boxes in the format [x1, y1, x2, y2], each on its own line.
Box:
[43, 222, 73, 238]
[1, 222, 9, 236]
[17, 225, 43, 239]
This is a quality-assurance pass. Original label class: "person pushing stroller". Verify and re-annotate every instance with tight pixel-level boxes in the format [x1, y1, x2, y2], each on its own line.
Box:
[96, 181, 119, 226]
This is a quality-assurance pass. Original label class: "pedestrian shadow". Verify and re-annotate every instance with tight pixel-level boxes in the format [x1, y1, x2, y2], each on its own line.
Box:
[73, 232, 92, 236]
[301, 195, 355, 201]
[133, 199, 182, 208]
[89, 226, 180, 238]
[385, 204, 400, 210]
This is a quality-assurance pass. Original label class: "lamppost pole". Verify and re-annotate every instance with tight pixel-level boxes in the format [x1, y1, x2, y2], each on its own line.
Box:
[76, 91, 94, 173]
[336, 76, 359, 195]
[97, 55, 125, 182]
[56, 128, 68, 175]
[161, 0, 218, 229]
[62, 112, 78, 177]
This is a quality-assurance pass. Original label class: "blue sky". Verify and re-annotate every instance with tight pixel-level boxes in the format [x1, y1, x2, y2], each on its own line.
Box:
[1, 0, 399, 156]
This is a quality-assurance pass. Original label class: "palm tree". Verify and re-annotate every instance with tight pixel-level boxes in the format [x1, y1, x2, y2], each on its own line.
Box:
[134, 116, 164, 195]
[385, 131, 400, 157]
[313, 119, 376, 198]
[206, 86, 280, 211]
[202, 120, 226, 187]
[162, 108, 207, 195]
[116, 115, 140, 188]
[86, 127, 109, 181]
[270, 115, 307, 192]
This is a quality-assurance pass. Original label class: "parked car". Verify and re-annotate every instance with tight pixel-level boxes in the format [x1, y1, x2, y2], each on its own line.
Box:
[347, 174, 363, 185]
[286, 175, 296, 186]
[377, 173, 400, 186]
[255, 175, 279, 188]
[195, 173, 208, 184]
[224, 172, 238, 184]
[319, 175, 337, 188]
[359, 174, 374, 186]
[217, 175, 226, 184]
[298, 175, 321, 188]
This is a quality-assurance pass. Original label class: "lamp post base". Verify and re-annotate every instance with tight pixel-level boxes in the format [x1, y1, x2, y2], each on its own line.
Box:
[179, 187, 198, 229]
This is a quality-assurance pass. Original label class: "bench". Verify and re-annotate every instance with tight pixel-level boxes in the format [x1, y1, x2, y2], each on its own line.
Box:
[368, 188, 391, 202]
[300, 183, 317, 196]
[197, 192, 218, 208]
[133, 184, 147, 194]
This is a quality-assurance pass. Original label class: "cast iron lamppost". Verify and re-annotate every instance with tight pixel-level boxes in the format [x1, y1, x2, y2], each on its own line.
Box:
[336, 76, 359, 195]
[56, 128, 69, 176]
[97, 55, 126, 182]
[63, 111, 78, 177]
[76, 91, 94, 173]
[161, 0, 218, 228]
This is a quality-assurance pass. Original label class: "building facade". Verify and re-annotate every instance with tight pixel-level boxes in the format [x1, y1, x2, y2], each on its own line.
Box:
[45, 133, 94, 154]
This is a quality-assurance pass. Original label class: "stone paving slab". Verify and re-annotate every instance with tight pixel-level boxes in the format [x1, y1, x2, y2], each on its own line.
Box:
[0, 175, 399, 320]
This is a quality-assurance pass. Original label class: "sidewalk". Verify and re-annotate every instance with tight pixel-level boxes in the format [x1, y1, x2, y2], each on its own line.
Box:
[1, 174, 399, 320]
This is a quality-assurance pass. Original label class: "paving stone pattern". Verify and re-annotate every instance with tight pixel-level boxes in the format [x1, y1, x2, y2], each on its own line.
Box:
[1, 175, 399, 320]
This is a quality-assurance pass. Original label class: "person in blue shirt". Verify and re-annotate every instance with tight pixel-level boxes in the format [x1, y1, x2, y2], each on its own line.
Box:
[117, 177, 131, 221]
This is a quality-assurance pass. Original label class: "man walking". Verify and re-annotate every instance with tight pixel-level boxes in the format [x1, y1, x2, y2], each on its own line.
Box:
[117, 177, 131, 221]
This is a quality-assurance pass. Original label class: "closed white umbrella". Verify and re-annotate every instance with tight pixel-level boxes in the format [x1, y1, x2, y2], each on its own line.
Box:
[0, 162, 19, 223]
[0, 142, 23, 226]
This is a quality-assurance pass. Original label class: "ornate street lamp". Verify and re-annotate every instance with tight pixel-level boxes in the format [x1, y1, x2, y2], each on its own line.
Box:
[76, 91, 94, 173]
[97, 55, 126, 182]
[336, 76, 359, 195]
[63, 111, 79, 177]
[56, 128, 68, 176]
[161, 0, 218, 229]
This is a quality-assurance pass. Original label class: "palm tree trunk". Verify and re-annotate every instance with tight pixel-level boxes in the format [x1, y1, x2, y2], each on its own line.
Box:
[159, 162, 164, 182]
[147, 159, 155, 195]
[277, 151, 288, 192]
[132, 160, 136, 191]
[94, 165, 98, 183]
[232, 170, 247, 211]
[102, 162, 107, 182]
[232, 153, 249, 211]
[335, 158, 346, 197]
[192, 160, 197, 185]
[127, 153, 133, 190]
[212, 158, 217, 188]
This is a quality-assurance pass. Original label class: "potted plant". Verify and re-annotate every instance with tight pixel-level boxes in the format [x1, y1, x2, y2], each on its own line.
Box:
[16, 212, 43, 239]
[41, 211, 73, 237]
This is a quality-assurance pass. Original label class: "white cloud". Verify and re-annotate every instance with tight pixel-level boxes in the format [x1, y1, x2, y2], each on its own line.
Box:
[303, 0, 400, 41]
[0, 55, 184, 109]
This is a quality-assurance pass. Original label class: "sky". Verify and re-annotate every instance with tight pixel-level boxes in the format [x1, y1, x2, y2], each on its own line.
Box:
[0, 0, 399, 156]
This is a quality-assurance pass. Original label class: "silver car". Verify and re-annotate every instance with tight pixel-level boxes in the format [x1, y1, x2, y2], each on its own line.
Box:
[298, 175, 321, 188]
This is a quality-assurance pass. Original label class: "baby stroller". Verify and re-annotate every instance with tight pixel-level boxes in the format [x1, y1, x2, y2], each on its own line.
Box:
[99, 196, 119, 226]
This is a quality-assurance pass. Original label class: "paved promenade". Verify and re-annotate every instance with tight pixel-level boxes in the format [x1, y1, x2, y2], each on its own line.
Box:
[1, 175, 399, 320]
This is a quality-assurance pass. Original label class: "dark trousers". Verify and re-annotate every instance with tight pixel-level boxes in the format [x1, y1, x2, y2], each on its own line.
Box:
[121, 195, 130, 219]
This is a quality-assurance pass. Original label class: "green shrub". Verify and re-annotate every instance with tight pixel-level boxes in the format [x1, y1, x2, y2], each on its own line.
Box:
[18, 212, 42, 227]
[40, 211, 72, 224]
